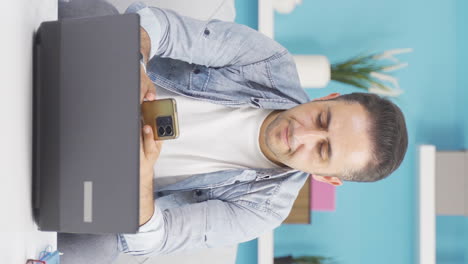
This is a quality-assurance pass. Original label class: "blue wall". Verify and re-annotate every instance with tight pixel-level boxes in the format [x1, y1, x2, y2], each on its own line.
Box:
[235, 0, 468, 264]
[436, 1, 468, 263]
[456, 0, 468, 148]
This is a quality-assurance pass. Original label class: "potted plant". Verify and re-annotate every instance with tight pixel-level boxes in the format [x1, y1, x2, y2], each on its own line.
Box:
[293, 48, 412, 97]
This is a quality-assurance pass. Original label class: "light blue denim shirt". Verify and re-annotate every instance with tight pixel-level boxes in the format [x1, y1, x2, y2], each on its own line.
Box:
[119, 2, 312, 256]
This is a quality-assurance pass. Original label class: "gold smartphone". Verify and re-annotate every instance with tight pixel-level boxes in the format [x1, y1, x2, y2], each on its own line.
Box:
[141, 98, 179, 140]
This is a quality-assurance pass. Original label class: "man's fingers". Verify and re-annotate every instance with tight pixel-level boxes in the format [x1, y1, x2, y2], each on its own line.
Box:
[140, 67, 157, 102]
[140, 128, 144, 157]
[142, 125, 160, 161]
[145, 82, 156, 101]
[146, 92, 155, 101]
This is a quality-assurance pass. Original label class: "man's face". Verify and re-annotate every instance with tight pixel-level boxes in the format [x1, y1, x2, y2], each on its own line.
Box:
[263, 99, 373, 180]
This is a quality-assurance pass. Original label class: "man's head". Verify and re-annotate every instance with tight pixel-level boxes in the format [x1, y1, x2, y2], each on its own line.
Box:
[259, 92, 408, 186]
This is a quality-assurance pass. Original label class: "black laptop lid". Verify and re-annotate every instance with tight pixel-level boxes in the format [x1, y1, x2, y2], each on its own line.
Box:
[34, 13, 140, 233]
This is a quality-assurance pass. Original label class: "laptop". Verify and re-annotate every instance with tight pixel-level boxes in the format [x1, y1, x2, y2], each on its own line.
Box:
[33, 13, 141, 233]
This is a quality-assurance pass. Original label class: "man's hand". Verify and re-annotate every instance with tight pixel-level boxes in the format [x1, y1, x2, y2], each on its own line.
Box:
[140, 26, 154, 104]
[140, 123, 162, 180]
[140, 64, 156, 103]
[139, 26, 161, 226]
[139, 121, 163, 226]
[139, 62, 163, 225]
[140, 27, 151, 64]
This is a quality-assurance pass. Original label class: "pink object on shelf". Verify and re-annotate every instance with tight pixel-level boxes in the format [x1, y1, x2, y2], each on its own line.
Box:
[310, 176, 336, 211]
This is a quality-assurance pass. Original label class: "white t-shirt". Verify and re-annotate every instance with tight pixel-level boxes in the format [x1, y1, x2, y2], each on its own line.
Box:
[153, 86, 280, 188]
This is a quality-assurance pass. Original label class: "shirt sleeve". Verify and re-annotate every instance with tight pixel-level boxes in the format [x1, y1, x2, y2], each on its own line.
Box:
[124, 2, 286, 68]
[118, 198, 282, 256]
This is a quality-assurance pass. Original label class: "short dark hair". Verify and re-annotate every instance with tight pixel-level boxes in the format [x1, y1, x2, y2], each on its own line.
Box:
[333, 92, 408, 182]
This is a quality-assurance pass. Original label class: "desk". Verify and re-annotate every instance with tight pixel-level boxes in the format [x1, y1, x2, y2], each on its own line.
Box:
[0, 0, 57, 262]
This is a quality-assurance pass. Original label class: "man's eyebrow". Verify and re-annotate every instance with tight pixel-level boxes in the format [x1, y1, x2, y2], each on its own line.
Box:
[327, 106, 333, 160]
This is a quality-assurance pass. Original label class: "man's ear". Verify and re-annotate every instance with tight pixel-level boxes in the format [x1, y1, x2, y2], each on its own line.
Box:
[313, 93, 341, 101]
[312, 175, 343, 186]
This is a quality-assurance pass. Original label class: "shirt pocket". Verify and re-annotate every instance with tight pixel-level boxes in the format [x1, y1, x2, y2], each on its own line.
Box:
[212, 181, 253, 202]
[190, 65, 211, 91]
[241, 61, 275, 92]
[156, 190, 200, 208]
[227, 178, 284, 211]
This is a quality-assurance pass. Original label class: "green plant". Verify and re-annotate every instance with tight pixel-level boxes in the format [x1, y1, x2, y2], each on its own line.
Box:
[331, 48, 412, 97]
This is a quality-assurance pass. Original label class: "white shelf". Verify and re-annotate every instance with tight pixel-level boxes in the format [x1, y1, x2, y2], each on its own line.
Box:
[258, 231, 274, 264]
[418, 145, 436, 264]
[258, 0, 274, 38]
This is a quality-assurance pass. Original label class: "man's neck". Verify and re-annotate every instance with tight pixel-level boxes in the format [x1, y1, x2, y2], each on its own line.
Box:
[259, 110, 285, 167]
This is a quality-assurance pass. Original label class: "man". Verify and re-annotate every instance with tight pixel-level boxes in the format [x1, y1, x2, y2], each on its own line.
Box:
[58, 1, 408, 263]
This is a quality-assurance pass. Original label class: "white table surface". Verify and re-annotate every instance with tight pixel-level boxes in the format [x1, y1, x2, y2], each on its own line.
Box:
[0, 0, 57, 263]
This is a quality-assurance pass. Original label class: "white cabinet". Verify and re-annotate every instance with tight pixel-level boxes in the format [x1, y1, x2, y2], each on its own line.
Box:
[418, 146, 468, 264]
[435, 150, 468, 215]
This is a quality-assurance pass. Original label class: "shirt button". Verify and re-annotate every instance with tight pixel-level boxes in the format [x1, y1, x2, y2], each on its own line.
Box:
[193, 69, 201, 74]
[195, 190, 203, 196]
[204, 29, 210, 35]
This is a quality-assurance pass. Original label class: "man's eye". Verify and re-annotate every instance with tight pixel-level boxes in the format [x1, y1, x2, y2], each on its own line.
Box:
[317, 113, 323, 128]
[317, 112, 327, 128]
[319, 142, 329, 160]
[321, 112, 327, 128]
[319, 142, 324, 159]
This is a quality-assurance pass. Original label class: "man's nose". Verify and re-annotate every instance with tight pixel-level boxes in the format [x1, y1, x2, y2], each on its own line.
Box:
[293, 127, 327, 148]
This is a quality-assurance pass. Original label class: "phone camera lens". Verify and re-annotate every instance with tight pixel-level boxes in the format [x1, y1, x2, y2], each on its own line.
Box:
[158, 127, 165, 136]
[165, 126, 173, 135]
